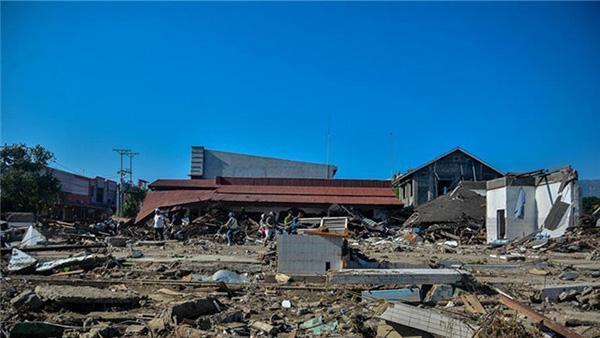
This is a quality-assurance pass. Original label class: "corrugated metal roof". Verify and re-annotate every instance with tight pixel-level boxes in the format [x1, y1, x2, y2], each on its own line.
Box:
[135, 190, 214, 224]
[136, 177, 401, 224]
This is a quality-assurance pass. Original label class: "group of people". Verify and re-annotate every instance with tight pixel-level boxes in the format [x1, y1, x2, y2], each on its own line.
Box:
[224, 210, 302, 246]
[152, 208, 303, 246]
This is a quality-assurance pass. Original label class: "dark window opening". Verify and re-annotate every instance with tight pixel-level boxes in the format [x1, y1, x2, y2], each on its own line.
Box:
[325, 262, 331, 271]
[96, 188, 104, 203]
[437, 180, 453, 196]
[497, 209, 506, 239]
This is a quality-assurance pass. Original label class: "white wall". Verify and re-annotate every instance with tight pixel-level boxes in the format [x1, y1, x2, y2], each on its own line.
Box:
[538, 181, 580, 238]
[486, 187, 506, 243]
[505, 186, 537, 241]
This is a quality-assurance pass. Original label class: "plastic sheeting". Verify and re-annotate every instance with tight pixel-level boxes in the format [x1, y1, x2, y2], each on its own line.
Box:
[8, 248, 38, 272]
[190, 269, 250, 283]
[20, 226, 47, 248]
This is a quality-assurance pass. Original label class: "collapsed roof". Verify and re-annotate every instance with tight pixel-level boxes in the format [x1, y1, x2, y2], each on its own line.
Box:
[135, 177, 402, 224]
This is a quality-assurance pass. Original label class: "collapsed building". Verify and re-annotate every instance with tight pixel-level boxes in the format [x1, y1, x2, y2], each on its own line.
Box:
[135, 177, 402, 224]
[486, 167, 581, 243]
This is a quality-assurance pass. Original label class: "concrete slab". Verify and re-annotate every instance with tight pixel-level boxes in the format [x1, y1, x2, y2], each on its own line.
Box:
[380, 302, 475, 338]
[362, 288, 421, 303]
[35, 285, 141, 306]
[328, 269, 470, 285]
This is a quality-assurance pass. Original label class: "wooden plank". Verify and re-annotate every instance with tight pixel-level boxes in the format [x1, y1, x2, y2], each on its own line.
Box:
[461, 294, 485, 314]
[497, 294, 583, 338]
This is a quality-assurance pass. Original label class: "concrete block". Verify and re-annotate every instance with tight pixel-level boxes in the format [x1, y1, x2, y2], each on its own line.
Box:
[328, 269, 469, 285]
[35, 285, 141, 307]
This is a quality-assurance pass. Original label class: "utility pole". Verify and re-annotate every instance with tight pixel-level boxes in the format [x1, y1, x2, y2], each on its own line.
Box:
[113, 148, 138, 216]
[127, 151, 139, 183]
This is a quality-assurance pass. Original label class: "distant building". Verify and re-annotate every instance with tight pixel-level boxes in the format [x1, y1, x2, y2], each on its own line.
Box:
[392, 148, 503, 207]
[486, 167, 580, 243]
[189, 146, 337, 179]
[45, 167, 117, 221]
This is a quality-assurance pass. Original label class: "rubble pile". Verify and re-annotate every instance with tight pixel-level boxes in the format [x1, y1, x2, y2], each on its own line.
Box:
[403, 185, 487, 245]
[2, 201, 600, 338]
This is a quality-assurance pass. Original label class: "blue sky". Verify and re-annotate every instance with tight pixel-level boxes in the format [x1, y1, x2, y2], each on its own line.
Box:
[2, 2, 599, 182]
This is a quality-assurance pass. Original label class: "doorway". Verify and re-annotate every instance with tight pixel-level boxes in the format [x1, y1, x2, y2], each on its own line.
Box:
[497, 209, 506, 239]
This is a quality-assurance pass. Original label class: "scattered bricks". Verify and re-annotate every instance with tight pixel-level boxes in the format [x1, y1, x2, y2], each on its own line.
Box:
[165, 298, 221, 322]
[34, 285, 141, 307]
[10, 290, 43, 312]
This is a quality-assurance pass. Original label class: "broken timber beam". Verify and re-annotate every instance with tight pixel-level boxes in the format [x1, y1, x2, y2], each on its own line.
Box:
[497, 294, 583, 338]
[328, 268, 470, 285]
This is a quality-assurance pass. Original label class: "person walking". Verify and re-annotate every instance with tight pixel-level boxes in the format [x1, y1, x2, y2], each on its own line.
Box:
[224, 212, 239, 246]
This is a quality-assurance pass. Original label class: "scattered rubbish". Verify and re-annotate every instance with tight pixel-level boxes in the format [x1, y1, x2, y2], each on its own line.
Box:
[559, 271, 579, 281]
[165, 297, 221, 321]
[35, 254, 109, 273]
[8, 248, 38, 273]
[192, 269, 250, 284]
[130, 249, 144, 258]
[20, 226, 48, 247]
[299, 316, 338, 335]
[281, 299, 292, 308]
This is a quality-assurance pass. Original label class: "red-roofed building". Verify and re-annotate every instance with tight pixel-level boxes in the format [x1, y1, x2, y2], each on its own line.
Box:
[135, 176, 402, 224]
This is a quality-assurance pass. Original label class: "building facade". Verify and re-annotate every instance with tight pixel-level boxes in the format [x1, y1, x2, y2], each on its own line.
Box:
[392, 148, 503, 207]
[189, 146, 337, 179]
[45, 167, 117, 221]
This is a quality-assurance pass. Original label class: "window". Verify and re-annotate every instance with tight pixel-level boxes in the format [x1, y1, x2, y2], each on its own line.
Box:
[96, 187, 104, 203]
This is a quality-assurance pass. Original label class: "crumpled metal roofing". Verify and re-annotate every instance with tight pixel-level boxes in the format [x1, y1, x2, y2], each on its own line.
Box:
[136, 178, 401, 224]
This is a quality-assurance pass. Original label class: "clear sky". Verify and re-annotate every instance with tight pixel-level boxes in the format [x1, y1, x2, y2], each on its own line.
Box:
[2, 2, 599, 183]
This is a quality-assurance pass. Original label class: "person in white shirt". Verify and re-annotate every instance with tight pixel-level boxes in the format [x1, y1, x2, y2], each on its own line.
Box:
[153, 209, 165, 241]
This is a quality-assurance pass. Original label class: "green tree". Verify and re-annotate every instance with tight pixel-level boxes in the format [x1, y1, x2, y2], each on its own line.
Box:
[1, 144, 61, 214]
[121, 185, 147, 218]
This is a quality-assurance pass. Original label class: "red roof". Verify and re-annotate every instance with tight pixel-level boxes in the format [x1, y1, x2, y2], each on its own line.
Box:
[135, 177, 401, 224]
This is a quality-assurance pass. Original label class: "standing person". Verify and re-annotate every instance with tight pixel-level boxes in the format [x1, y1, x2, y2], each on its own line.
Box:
[153, 209, 165, 241]
[224, 212, 239, 246]
[283, 210, 293, 233]
[290, 211, 300, 234]
[259, 213, 268, 242]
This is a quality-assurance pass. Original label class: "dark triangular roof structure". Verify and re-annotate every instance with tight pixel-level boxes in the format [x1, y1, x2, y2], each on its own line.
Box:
[394, 147, 503, 183]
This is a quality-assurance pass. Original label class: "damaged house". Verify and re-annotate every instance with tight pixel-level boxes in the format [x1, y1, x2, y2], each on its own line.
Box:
[135, 147, 401, 224]
[392, 147, 503, 207]
[486, 167, 581, 243]
[135, 177, 402, 224]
